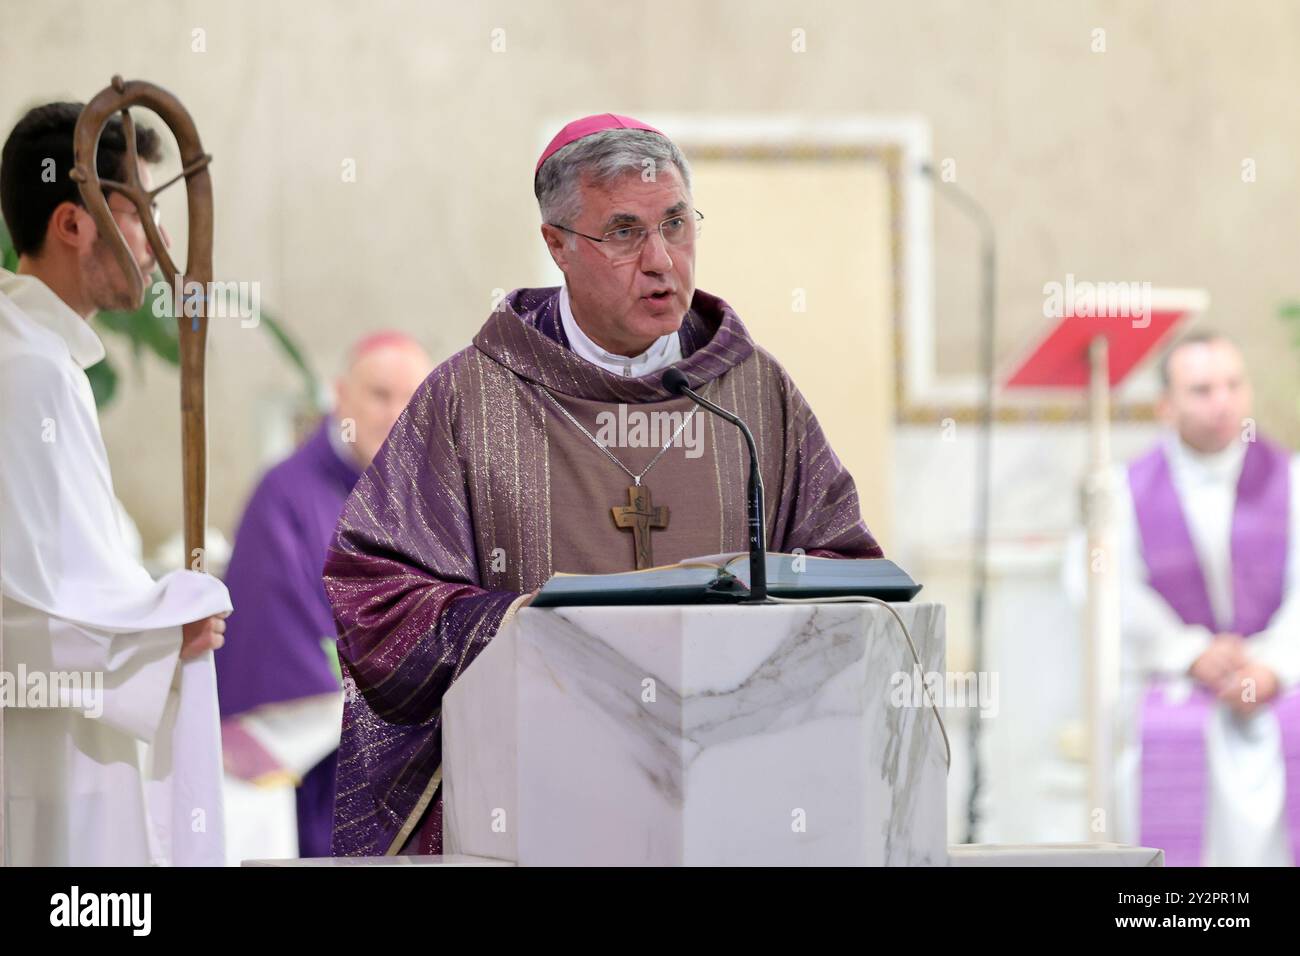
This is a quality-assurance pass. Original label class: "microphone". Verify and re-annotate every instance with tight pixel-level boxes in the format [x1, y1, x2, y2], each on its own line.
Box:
[663, 367, 767, 603]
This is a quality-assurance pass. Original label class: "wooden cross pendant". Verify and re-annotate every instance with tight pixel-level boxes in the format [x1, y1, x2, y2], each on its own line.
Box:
[611, 485, 669, 570]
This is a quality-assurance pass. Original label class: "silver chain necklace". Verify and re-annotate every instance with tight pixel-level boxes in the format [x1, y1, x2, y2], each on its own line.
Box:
[538, 386, 700, 487]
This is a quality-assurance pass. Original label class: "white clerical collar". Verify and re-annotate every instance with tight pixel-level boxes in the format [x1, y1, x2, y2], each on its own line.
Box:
[0, 268, 106, 369]
[558, 283, 682, 378]
[1166, 431, 1247, 485]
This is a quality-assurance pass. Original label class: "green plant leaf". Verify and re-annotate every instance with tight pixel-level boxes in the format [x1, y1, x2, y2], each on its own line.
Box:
[0, 218, 17, 273]
[259, 309, 322, 406]
[84, 356, 119, 408]
[94, 284, 181, 368]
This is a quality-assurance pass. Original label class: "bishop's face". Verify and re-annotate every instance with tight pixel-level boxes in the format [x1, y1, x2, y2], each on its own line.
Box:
[543, 165, 696, 358]
[334, 343, 434, 469]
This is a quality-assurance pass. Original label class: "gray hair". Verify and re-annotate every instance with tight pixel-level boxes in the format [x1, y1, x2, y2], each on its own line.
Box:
[534, 128, 693, 230]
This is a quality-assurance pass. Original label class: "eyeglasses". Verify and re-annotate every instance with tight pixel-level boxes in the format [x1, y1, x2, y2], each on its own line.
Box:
[550, 209, 703, 261]
[108, 198, 163, 230]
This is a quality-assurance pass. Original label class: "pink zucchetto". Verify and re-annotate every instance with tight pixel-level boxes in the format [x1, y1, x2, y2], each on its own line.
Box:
[347, 330, 423, 366]
[535, 113, 666, 176]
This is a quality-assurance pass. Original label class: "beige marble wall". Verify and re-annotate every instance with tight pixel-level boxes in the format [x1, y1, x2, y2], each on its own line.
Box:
[2, 0, 1297, 552]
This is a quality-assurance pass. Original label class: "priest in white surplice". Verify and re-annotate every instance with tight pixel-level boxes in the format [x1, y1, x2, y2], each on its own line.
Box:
[0, 103, 231, 865]
[1111, 332, 1300, 866]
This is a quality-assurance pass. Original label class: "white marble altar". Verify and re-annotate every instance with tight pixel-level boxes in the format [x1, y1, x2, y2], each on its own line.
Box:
[443, 602, 949, 866]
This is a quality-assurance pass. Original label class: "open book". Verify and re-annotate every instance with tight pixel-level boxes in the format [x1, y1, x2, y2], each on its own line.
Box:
[530, 552, 921, 607]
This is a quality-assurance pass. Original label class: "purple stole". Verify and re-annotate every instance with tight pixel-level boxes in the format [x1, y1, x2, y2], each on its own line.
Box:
[1130, 437, 1300, 865]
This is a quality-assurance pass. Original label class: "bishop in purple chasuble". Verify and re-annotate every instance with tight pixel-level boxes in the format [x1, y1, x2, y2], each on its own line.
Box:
[323, 286, 884, 856]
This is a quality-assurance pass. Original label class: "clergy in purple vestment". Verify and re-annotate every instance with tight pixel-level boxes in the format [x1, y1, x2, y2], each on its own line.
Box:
[216, 332, 431, 860]
[323, 114, 886, 858]
[1117, 332, 1300, 866]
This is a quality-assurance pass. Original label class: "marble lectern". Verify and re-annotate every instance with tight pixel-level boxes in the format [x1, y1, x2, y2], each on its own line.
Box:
[443, 602, 947, 866]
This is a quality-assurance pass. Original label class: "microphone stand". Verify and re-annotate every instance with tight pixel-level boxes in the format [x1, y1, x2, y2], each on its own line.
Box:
[918, 163, 997, 845]
[663, 370, 767, 603]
